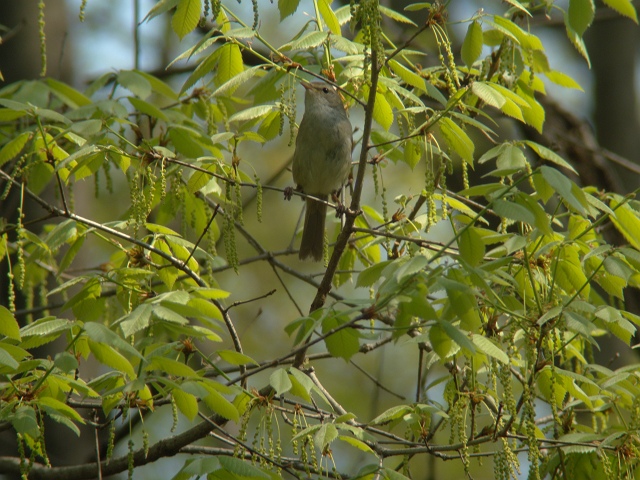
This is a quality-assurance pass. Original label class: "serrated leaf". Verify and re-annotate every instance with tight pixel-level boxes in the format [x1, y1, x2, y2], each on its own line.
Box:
[118, 70, 152, 99]
[525, 141, 577, 174]
[610, 198, 640, 250]
[369, 405, 412, 425]
[323, 316, 360, 361]
[568, 0, 595, 36]
[338, 435, 375, 453]
[128, 97, 168, 121]
[458, 227, 484, 267]
[545, 70, 583, 91]
[461, 21, 483, 67]
[118, 303, 153, 337]
[46, 78, 92, 108]
[439, 117, 474, 165]
[0, 132, 31, 167]
[282, 31, 327, 50]
[373, 90, 394, 131]
[0, 306, 21, 340]
[38, 396, 85, 424]
[540, 166, 587, 214]
[564, 19, 591, 66]
[315, 424, 339, 449]
[88, 340, 136, 378]
[213, 66, 261, 97]
[270, 368, 292, 395]
[379, 5, 417, 25]
[470, 334, 509, 364]
[148, 356, 199, 377]
[228, 105, 275, 123]
[172, 0, 201, 39]
[318, 0, 340, 34]
[493, 199, 536, 224]
[471, 82, 505, 109]
[218, 350, 258, 366]
[218, 456, 270, 478]
[279, 0, 302, 20]
[0, 346, 19, 369]
[202, 388, 239, 421]
[388, 60, 426, 92]
[172, 388, 199, 420]
[84, 322, 144, 359]
[602, 0, 638, 22]
[215, 43, 244, 86]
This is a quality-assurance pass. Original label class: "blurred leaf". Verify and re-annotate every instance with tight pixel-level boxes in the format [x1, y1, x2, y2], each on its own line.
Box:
[602, 0, 638, 22]
[318, 0, 341, 34]
[172, 389, 198, 420]
[0, 306, 21, 340]
[172, 0, 201, 39]
[461, 21, 483, 67]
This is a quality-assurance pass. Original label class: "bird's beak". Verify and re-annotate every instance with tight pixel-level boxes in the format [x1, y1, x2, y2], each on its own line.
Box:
[301, 80, 313, 90]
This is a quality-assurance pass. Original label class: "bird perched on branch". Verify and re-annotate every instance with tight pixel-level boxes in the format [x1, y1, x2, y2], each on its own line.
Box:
[292, 81, 353, 261]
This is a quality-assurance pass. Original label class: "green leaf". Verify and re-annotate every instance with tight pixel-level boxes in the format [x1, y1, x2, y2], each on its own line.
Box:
[218, 456, 271, 478]
[540, 166, 588, 214]
[270, 368, 292, 395]
[0, 306, 20, 340]
[470, 334, 509, 364]
[84, 322, 144, 360]
[373, 90, 394, 131]
[148, 356, 199, 377]
[568, 0, 595, 36]
[128, 97, 168, 121]
[118, 70, 152, 99]
[228, 105, 275, 123]
[388, 60, 426, 92]
[118, 303, 153, 337]
[493, 199, 535, 225]
[38, 396, 85, 424]
[438, 318, 477, 352]
[315, 423, 339, 449]
[545, 70, 583, 91]
[564, 18, 591, 66]
[338, 435, 375, 453]
[215, 43, 244, 86]
[288, 367, 314, 401]
[0, 345, 19, 369]
[282, 31, 327, 50]
[471, 82, 505, 109]
[602, 0, 638, 22]
[610, 198, 640, 250]
[439, 117, 474, 165]
[369, 405, 412, 425]
[172, 0, 201, 39]
[318, 0, 341, 34]
[379, 5, 416, 25]
[201, 387, 239, 421]
[278, 0, 301, 20]
[46, 78, 92, 108]
[323, 316, 360, 361]
[458, 226, 485, 267]
[525, 141, 577, 174]
[461, 21, 483, 67]
[212, 65, 261, 97]
[88, 340, 136, 378]
[0, 132, 31, 167]
[12, 406, 40, 438]
[172, 389, 199, 420]
[218, 350, 259, 366]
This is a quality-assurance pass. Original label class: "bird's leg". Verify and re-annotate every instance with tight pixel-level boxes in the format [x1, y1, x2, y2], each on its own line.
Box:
[284, 184, 303, 201]
[332, 190, 347, 218]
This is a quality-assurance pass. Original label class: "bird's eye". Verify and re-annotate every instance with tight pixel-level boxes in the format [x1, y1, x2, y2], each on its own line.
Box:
[322, 87, 330, 93]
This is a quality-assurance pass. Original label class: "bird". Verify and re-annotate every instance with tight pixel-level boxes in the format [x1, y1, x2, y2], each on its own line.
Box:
[292, 81, 353, 261]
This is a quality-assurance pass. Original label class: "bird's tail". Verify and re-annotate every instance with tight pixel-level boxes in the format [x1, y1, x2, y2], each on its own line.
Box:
[299, 195, 327, 261]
